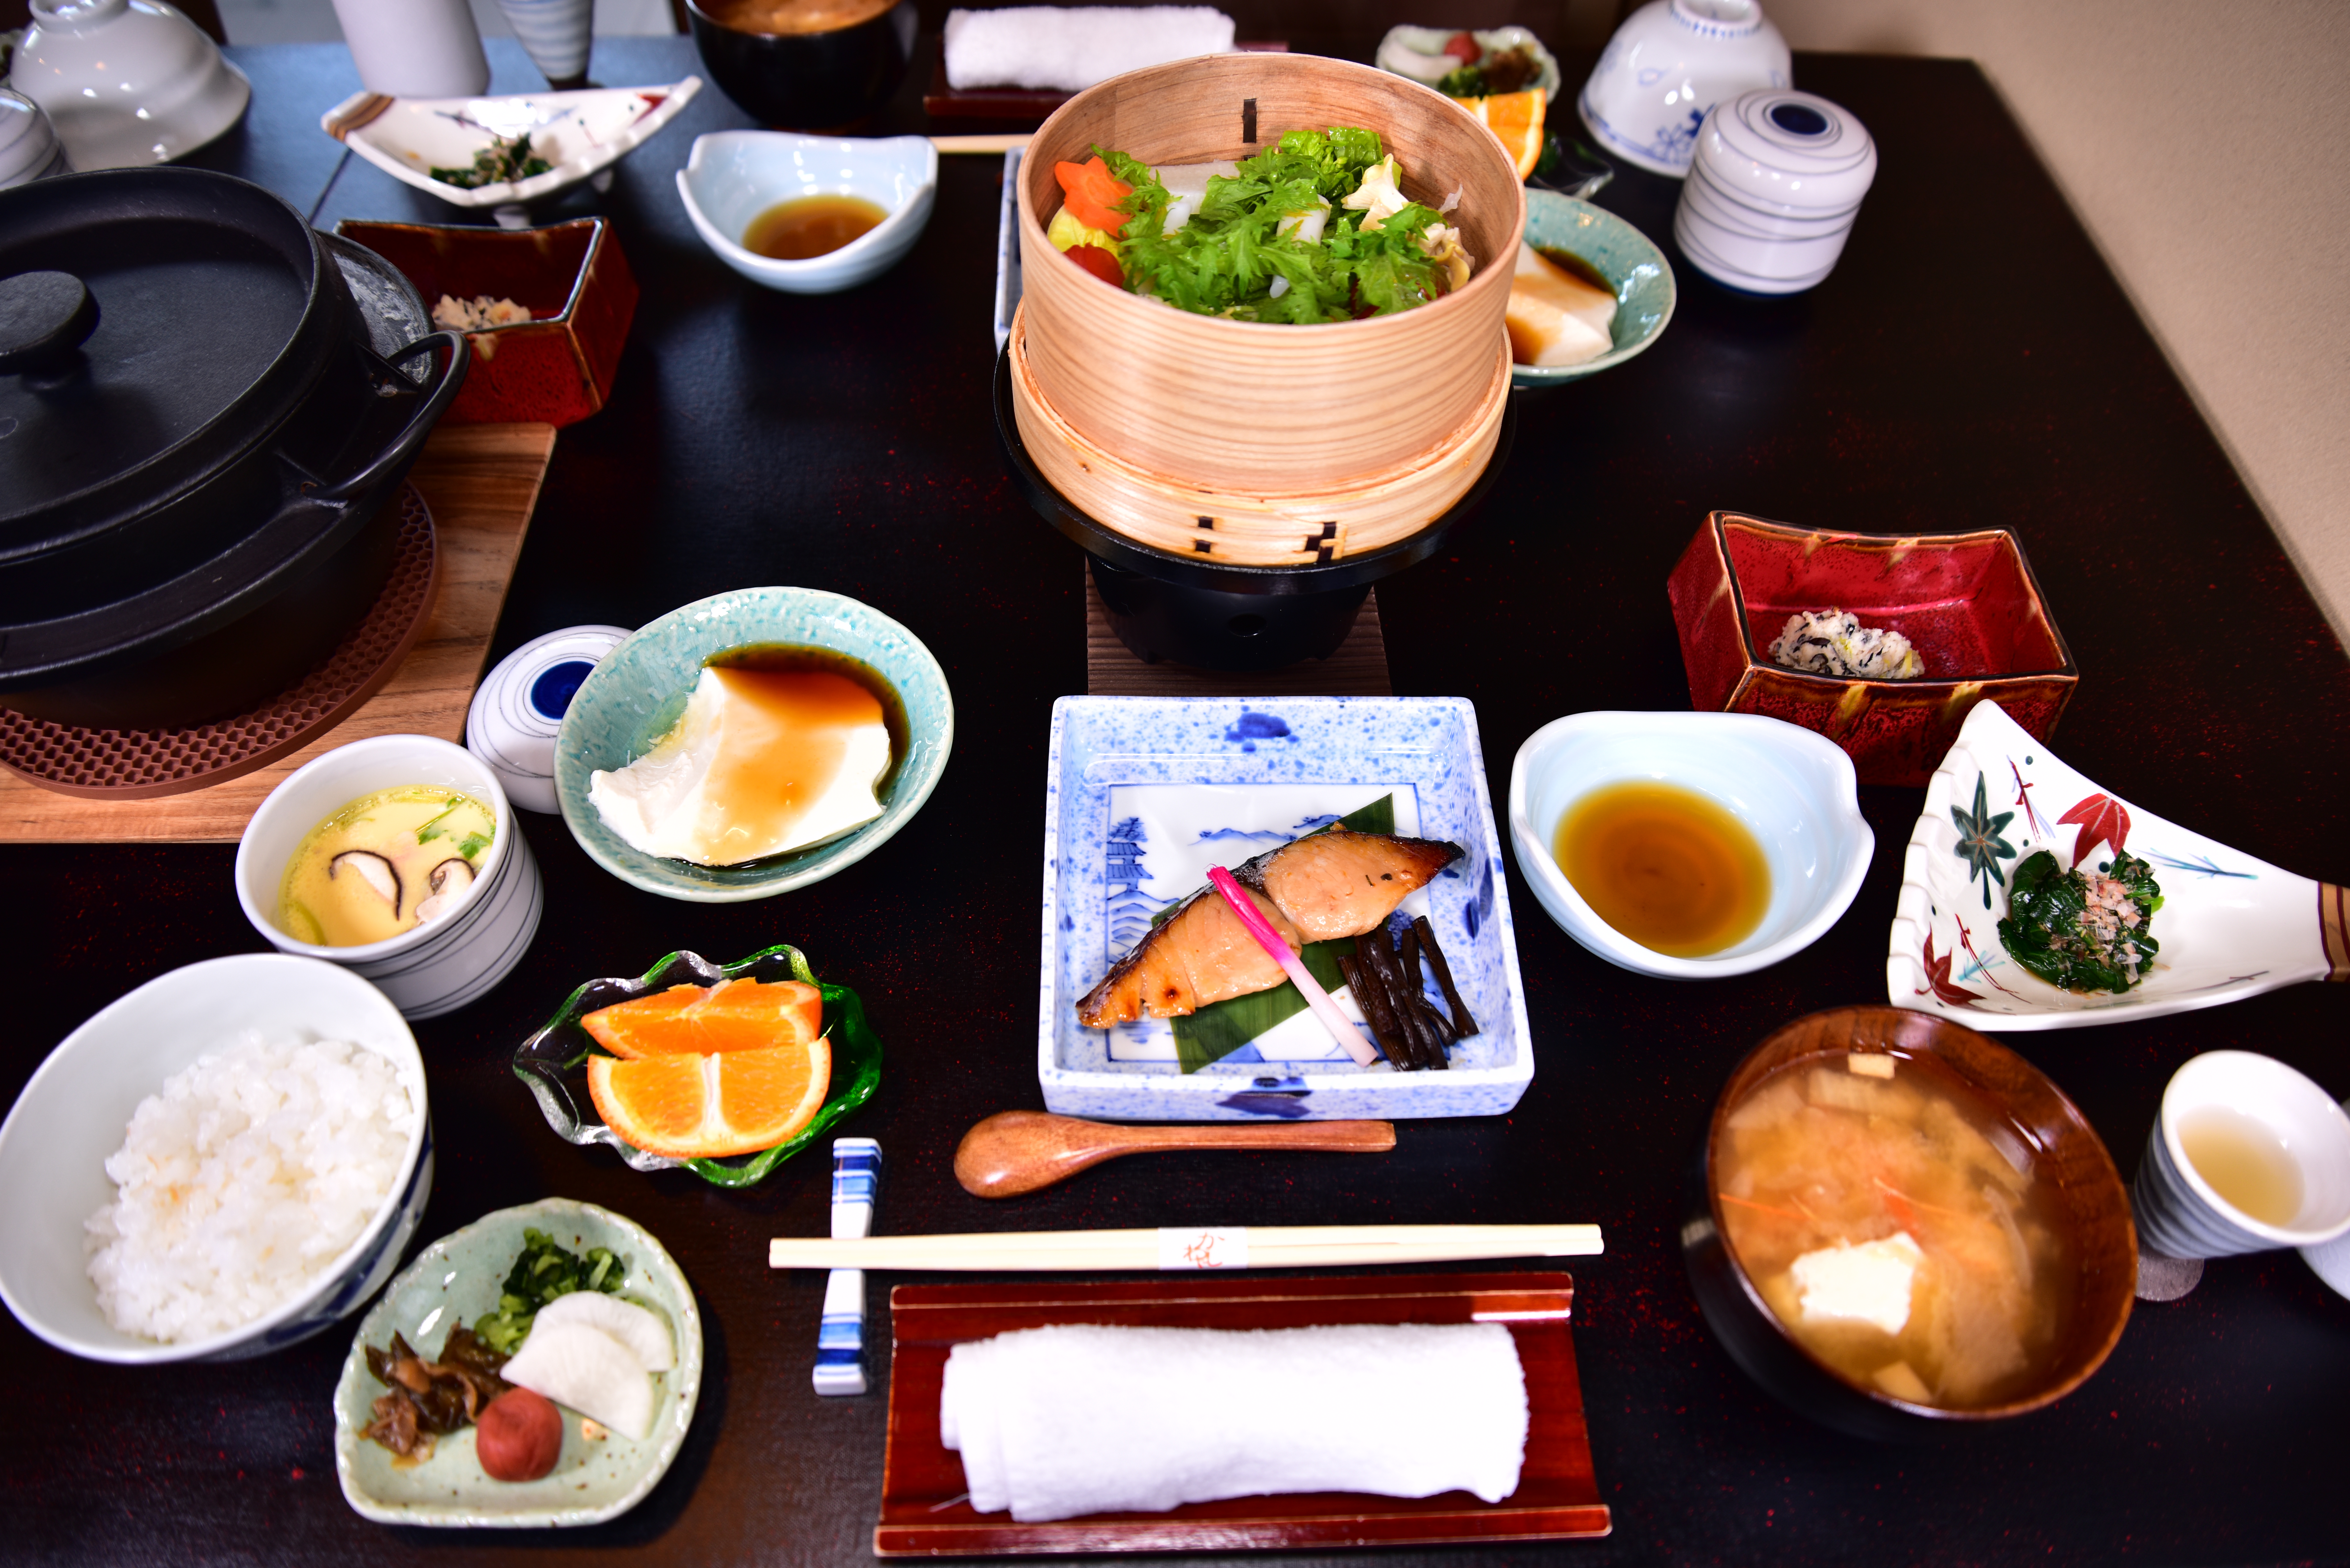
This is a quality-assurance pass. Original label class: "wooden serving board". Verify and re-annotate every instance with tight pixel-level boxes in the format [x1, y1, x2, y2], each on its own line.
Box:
[875, 1271, 1610, 1556]
[0, 424, 556, 844]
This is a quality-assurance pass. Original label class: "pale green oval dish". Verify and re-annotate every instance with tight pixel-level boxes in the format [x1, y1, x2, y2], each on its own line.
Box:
[332, 1198, 702, 1528]
[1512, 191, 1677, 387]
[555, 585, 954, 902]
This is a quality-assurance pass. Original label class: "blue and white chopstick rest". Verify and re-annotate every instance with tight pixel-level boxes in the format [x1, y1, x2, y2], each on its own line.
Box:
[813, 1137, 882, 1396]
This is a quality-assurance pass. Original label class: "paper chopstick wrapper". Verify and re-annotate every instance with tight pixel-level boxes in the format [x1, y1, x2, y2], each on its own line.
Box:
[941, 1321, 1529, 1521]
[771, 1223, 1602, 1271]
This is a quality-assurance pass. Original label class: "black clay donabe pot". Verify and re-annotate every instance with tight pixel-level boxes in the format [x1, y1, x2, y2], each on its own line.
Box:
[0, 167, 466, 729]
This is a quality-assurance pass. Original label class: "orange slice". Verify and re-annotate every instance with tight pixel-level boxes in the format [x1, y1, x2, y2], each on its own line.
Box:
[691, 979, 824, 1054]
[1453, 87, 1547, 181]
[587, 1036, 831, 1159]
[583, 978, 824, 1058]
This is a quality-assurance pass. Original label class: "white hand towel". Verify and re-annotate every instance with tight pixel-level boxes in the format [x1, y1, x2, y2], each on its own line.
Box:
[943, 6, 1236, 93]
[939, 1321, 1528, 1522]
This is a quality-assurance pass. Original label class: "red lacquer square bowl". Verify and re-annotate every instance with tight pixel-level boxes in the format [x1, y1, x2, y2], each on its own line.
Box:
[1666, 512, 2077, 787]
[335, 217, 637, 428]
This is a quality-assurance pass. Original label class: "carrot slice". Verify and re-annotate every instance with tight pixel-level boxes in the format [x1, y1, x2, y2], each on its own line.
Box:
[1054, 156, 1132, 234]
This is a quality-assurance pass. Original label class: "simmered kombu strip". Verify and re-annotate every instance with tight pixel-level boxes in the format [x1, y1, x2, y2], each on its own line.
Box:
[1382, 941, 1453, 1069]
[1356, 929, 1440, 1070]
[1395, 925, 1458, 1041]
[1337, 954, 1416, 1069]
[1412, 916, 1479, 1037]
[1353, 940, 1419, 1072]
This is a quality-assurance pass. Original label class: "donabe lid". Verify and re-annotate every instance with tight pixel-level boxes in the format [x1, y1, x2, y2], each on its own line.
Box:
[1690, 89, 1877, 214]
[0, 167, 345, 561]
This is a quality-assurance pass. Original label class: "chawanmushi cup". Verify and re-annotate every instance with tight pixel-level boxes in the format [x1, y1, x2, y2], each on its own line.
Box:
[234, 734, 543, 1019]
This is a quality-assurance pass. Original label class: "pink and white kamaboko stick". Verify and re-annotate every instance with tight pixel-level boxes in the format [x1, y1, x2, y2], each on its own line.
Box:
[1205, 866, 1380, 1067]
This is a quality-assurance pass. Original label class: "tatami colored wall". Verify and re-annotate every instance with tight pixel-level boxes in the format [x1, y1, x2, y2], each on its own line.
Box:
[1757, 0, 2350, 651]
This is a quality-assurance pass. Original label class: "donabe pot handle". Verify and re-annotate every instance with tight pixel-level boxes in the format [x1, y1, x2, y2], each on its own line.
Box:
[319, 330, 472, 503]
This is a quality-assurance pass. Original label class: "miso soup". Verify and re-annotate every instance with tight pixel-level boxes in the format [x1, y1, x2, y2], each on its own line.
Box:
[1714, 1050, 2076, 1410]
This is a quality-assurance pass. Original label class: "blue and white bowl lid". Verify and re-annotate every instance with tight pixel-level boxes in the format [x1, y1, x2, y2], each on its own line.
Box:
[467, 624, 632, 814]
[1693, 88, 1877, 210]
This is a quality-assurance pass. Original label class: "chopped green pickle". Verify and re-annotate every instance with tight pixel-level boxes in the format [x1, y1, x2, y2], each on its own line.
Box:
[472, 1227, 627, 1355]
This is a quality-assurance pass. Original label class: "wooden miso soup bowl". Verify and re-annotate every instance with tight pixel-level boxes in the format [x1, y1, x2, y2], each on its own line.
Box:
[1682, 1006, 2136, 1440]
[1012, 52, 1525, 567]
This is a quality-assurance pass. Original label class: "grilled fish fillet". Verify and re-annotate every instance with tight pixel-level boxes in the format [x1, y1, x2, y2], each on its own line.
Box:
[1232, 828, 1462, 942]
[1076, 829, 1463, 1028]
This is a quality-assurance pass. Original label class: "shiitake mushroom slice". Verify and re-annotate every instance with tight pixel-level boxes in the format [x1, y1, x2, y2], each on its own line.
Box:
[329, 850, 402, 917]
[413, 857, 477, 924]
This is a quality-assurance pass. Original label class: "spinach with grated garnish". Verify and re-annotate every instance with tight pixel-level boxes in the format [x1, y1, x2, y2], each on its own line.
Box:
[1997, 849, 2163, 994]
[431, 131, 553, 190]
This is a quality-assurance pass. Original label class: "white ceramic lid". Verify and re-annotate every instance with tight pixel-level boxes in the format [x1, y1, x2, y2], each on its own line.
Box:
[466, 625, 632, 814]
[1691, 89, 1877, 212]
[0, 88, 69, 187]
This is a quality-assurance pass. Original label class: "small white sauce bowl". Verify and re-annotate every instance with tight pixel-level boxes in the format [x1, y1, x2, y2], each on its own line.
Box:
[1508, 710, 1874, 977]
[676, 130, 937, 295]
[235, 734, 544, 1019]
[0, 953, 432, 1363]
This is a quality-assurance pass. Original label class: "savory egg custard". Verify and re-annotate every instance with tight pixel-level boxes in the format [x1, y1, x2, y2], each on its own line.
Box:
[278, 785, 496, 946]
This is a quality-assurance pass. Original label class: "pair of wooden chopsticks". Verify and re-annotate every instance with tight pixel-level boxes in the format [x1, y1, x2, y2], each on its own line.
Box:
[930, 134, 1032, 154]
[770, 1223, 1603, 1272]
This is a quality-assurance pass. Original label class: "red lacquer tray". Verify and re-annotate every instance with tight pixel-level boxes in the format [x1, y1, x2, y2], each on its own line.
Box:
[876, 1271, 1610, 1556]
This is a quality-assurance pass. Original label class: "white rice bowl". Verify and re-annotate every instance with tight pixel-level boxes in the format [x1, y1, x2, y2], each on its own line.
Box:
[0, 953, 431, 1364]
[86, 1034, 420, 1344]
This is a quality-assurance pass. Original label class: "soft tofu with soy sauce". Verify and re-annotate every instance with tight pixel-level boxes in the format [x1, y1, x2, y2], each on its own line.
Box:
[1506, 241, 1616, 367]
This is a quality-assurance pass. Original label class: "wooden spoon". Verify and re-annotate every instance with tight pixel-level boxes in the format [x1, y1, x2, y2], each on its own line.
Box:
[954, 1111, 1397, 1198]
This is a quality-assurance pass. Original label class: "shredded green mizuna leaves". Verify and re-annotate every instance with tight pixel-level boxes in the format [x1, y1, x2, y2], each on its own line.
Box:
[1099, 129, 1453, 323]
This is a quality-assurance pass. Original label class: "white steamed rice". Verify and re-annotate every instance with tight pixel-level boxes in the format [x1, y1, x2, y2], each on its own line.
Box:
[85, 1032, 419, 1344]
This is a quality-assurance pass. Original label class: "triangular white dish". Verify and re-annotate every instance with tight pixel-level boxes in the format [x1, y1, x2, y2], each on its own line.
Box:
[1888, 700, 2346, 1029]
[322, 78, 701, 210]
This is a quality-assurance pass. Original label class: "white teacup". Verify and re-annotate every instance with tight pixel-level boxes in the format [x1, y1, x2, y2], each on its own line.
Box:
[236, 735, 543, 1020]
[2132, 1051, 2350, 1260]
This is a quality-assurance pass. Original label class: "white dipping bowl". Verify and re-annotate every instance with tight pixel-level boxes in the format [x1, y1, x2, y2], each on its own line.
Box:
[676, 130, 936, 294]
[0, 954, 432, 1363]
[1508, 711, 1874, 977]
[235, 734, 544, 1019]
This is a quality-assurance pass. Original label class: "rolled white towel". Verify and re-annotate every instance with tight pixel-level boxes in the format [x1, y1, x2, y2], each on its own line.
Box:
[943, 6, 1236, 93]
[939, 1321, 1528, 1523]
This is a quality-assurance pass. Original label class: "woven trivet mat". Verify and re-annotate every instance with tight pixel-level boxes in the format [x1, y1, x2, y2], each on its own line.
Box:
[0, 487, 439, 800]
[0, 423, 555, 841]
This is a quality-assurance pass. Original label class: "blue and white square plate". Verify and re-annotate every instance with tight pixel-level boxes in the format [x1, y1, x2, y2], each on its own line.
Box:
[1040, 696, 1535, 1120]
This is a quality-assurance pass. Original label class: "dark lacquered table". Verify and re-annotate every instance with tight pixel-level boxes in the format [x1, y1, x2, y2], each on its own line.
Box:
[7, 26, 2348, 1568]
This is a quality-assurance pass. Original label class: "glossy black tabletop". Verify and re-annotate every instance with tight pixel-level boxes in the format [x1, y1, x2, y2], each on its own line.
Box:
[7, 27, 2347, 1568]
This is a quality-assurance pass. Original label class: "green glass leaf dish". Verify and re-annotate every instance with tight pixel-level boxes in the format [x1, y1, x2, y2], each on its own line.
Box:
[512, 943, 881, 1188]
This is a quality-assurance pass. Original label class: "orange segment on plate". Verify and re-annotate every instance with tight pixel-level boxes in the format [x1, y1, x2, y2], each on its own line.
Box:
[582, 978, 824, 1058]
[691, 978, 823, 1053]
[585, 1053, 709, 1155]
[587, 1036, 832, 1160]
[1453, 87, 1546, 180]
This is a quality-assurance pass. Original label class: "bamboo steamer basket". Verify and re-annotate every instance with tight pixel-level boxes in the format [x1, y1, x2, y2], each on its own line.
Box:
[1012, 52, 1526, 568]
